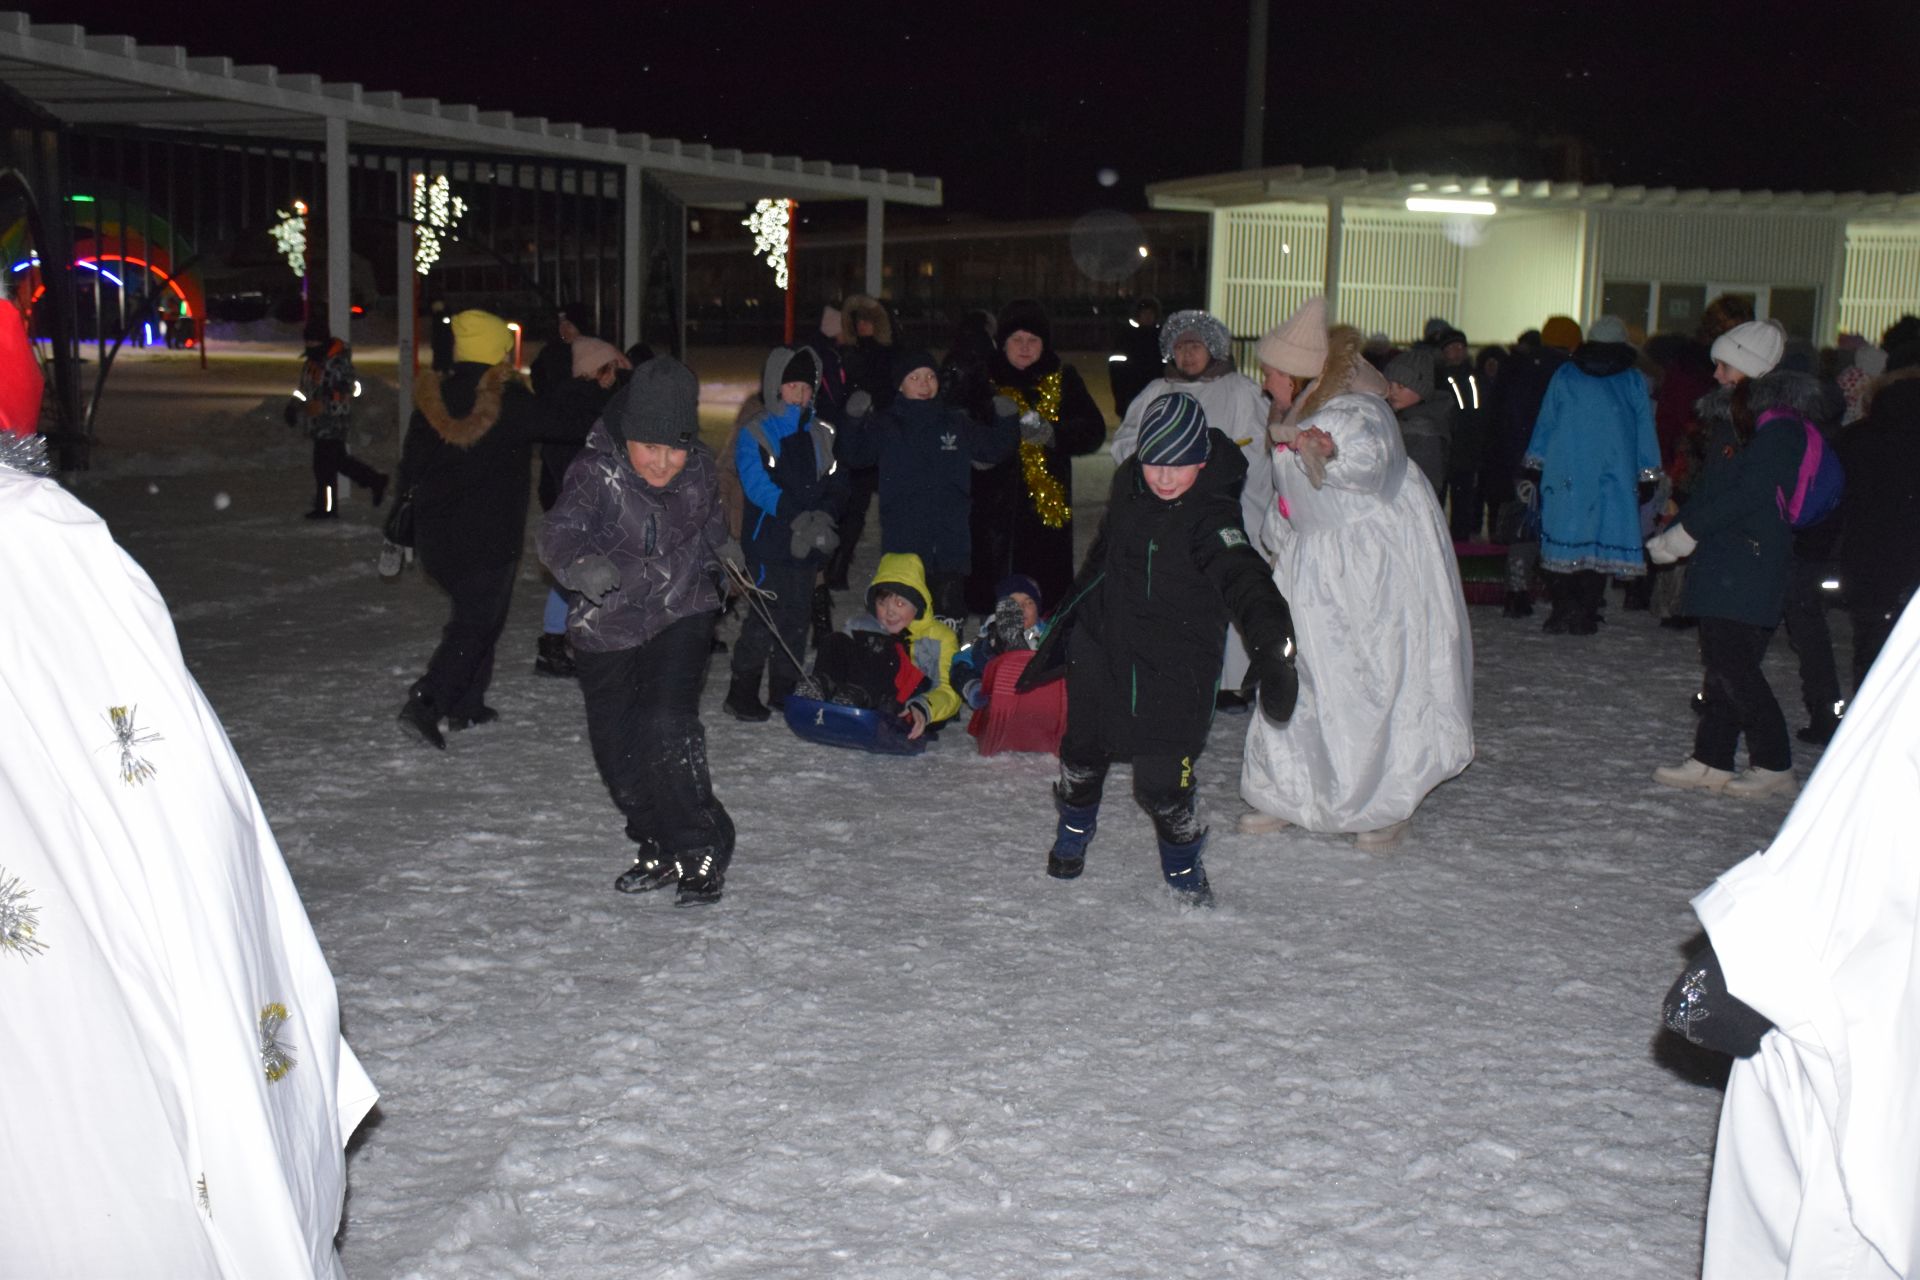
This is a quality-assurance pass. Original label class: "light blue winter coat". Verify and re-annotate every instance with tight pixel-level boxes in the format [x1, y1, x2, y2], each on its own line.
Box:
[1523, 342, 1661, 576]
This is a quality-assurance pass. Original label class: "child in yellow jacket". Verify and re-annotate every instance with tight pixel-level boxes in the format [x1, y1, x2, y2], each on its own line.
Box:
[811, 552, 960, 740]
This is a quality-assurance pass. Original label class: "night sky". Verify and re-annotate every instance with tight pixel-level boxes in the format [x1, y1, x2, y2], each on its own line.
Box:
[52, 1, 1920, 220]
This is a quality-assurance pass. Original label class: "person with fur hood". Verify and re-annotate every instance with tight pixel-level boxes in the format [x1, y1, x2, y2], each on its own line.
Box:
[1237, 299, 1475, 849]
[1108, 308, 1277, 707]
[1023, 392, 1298, 905]
[1522, 314, 1663, 635]
[1648, 320, 1823, 800]
[726, 345, 847, 722]
[538, 358, 736, 905]
[394, 310, 564, 749]
[967, 298, 1108, 613]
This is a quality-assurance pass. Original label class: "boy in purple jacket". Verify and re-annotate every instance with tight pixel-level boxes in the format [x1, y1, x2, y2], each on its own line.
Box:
[539, 357, 736, 905]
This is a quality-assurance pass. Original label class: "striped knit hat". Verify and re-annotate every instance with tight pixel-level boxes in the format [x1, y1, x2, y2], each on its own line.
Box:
[1137, 392, 1210, 467]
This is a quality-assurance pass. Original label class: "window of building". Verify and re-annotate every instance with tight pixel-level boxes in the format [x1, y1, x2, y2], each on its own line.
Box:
[1601, 281, 1652, 334]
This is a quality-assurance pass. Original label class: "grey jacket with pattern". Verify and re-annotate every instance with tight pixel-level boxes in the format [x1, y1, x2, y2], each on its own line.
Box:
[538, 420, 728, 652]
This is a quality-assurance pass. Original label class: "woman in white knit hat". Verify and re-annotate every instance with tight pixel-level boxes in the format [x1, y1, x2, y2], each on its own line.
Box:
[1238, 299, 1474, 848]
[1647, 318, 1823, 800]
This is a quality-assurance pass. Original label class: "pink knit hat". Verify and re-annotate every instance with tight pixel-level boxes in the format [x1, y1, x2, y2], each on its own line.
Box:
[570, 336, 625, 378]
[1256, 297, 1329, 378]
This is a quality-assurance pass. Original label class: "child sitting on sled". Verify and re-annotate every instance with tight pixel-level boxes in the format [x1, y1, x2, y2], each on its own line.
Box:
[810, 552, 962, 741]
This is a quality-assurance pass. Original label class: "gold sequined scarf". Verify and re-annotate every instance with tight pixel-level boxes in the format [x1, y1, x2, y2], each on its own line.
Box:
[995, 370, 1070, 528]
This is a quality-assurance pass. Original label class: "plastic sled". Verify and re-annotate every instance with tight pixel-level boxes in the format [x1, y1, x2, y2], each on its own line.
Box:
[783, 695, 927, 756]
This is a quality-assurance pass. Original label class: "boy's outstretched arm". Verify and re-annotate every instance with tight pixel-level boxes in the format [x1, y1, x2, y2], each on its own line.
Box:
[1191, 504, 1297, 722]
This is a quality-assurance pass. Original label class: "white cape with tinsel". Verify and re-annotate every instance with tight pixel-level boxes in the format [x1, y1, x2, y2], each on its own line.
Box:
[1694, 598, 1920, 1280]
[1239, 392, 1474, 833]
[0, 466, 377, 1278]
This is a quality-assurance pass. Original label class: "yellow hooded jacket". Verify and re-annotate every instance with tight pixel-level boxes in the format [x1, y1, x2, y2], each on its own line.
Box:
[866, 552, 962, 724]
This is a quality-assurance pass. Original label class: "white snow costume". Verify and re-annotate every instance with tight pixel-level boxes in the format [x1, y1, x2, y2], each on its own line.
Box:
[1109, 313, 1277, 690]
[1239, 334, 1474, 833]
[0, 436, 378, 1275]
[1693, 596, 1920, 1280]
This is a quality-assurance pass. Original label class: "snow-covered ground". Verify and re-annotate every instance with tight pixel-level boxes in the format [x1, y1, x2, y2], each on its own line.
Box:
[68, 354, 1836, 1278]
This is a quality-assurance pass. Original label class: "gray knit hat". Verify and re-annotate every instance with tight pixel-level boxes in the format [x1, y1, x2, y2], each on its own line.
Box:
[1159, 310, 1232, 363]
[1137, 392, 1211, 467]
[615, 356, 700, 448]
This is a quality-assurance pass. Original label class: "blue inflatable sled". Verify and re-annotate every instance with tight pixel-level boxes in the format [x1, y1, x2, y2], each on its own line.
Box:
[783, 696, 926, 756]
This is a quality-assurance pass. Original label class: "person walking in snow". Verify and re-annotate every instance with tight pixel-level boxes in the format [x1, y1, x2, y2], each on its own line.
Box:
[1647, 320, 1819, 800]
[289, 315, 387, 520]
[1024, 391, 1297, 905]
[1237, 300, 1475, 850]
[393, 311, 561, 749]
[1522, 315, 1663, 635]
[538, 357, 736, 906]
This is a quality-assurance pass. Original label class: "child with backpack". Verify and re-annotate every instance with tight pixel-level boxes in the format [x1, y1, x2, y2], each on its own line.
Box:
[1647, 320, 1838, 800]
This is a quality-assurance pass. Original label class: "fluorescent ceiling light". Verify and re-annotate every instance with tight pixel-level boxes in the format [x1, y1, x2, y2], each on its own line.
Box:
[1405, 196, 1497, 215]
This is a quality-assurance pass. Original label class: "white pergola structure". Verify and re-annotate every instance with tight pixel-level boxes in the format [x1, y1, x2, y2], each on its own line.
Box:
[0, 11, 940, 434]
[1150, 164, 1920, 349]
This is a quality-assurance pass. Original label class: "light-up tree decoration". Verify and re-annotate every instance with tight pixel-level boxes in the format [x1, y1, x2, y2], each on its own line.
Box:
[411, 174, 468, 276]
[270, 200, 308, 278]
[744, 197, 796, 342]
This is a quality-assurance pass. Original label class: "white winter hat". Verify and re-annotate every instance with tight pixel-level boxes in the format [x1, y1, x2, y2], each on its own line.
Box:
[1256, 297, 1328, 378]
[1712, 320, 1786, 379]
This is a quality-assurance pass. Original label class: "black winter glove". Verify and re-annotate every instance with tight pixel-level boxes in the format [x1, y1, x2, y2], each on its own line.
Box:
[1663, 942, 1772, 1058]
[571, 554, 621, 604]
[1637, 477, 1658, 505]
[1255, 638, 1298, 726]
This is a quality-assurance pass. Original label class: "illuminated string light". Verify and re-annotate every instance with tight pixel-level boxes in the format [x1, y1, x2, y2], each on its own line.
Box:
[270, 200, 308, 278]
[744, 198, 792, 290]
[411, 174, 468, 276]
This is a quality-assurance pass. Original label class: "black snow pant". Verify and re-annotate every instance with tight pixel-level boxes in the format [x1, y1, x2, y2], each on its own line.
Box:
[730, 557, 814, 699]
[1057, 682, 1204, 846]
[575, 612, 734, 863]
[927, 568, 967, 623]
[1693, 617, 1790, 773]
[1782, 554, 1842, 723]
[311, 436, 385, 510]
[415, 558, 518, 720]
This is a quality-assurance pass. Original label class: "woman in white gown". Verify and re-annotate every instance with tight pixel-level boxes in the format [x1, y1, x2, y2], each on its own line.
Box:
[1238, 299, 1474, 847]
[0, 289, 377, 1278]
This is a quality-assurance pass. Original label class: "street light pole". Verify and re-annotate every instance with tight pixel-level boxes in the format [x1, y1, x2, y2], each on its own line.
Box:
[1243, 0, 1268, 171]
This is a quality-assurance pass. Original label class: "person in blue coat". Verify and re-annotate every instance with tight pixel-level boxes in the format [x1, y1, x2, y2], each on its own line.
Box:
[726, 346, 846, 722]
[1522, 315, 1662, 634]
[837, 348, 1020, 625]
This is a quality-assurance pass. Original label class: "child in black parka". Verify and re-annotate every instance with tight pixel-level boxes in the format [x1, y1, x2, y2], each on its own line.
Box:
[1021, 392, 1297, 904]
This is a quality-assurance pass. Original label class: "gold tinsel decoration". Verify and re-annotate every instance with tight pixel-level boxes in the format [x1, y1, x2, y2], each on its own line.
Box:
[996, 371, 1070, 529]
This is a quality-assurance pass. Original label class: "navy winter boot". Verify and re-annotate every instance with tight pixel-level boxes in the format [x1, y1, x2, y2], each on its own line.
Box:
[1158, 832, 1213, 907]
[1046, 790, 1099, 880]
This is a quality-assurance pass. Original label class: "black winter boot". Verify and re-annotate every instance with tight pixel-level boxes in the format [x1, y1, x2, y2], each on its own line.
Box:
[1157, 832, 1214, 907]
[396, 688, 446, 750]
[723, 676, 770, 722]
[810, 582, 835, 652]
[614, 841, 680, 894]
[534, 633, 577, 679]
[674, 848, 727, 906]
[1046, 788, 1100, 879]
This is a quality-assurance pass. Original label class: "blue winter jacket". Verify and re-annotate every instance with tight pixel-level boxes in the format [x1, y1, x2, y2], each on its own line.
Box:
[1523, 342, 1661, 576]
[736, 399, 839, 568]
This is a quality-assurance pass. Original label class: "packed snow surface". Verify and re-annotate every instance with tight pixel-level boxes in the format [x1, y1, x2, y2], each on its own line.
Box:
[70, 353, 1826, 1278]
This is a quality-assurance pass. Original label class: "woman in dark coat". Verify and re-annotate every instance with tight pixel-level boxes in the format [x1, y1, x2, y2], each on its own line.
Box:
[968, 298, 1107, 612]
[394, 310, 561, 748]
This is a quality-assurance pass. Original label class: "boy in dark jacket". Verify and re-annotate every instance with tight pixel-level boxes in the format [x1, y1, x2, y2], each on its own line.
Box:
[727, 346, 846, 721]
[838, 348, 1019, 625]
[538, 358, 735, 906]
[1026, 392, 1297, 904]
